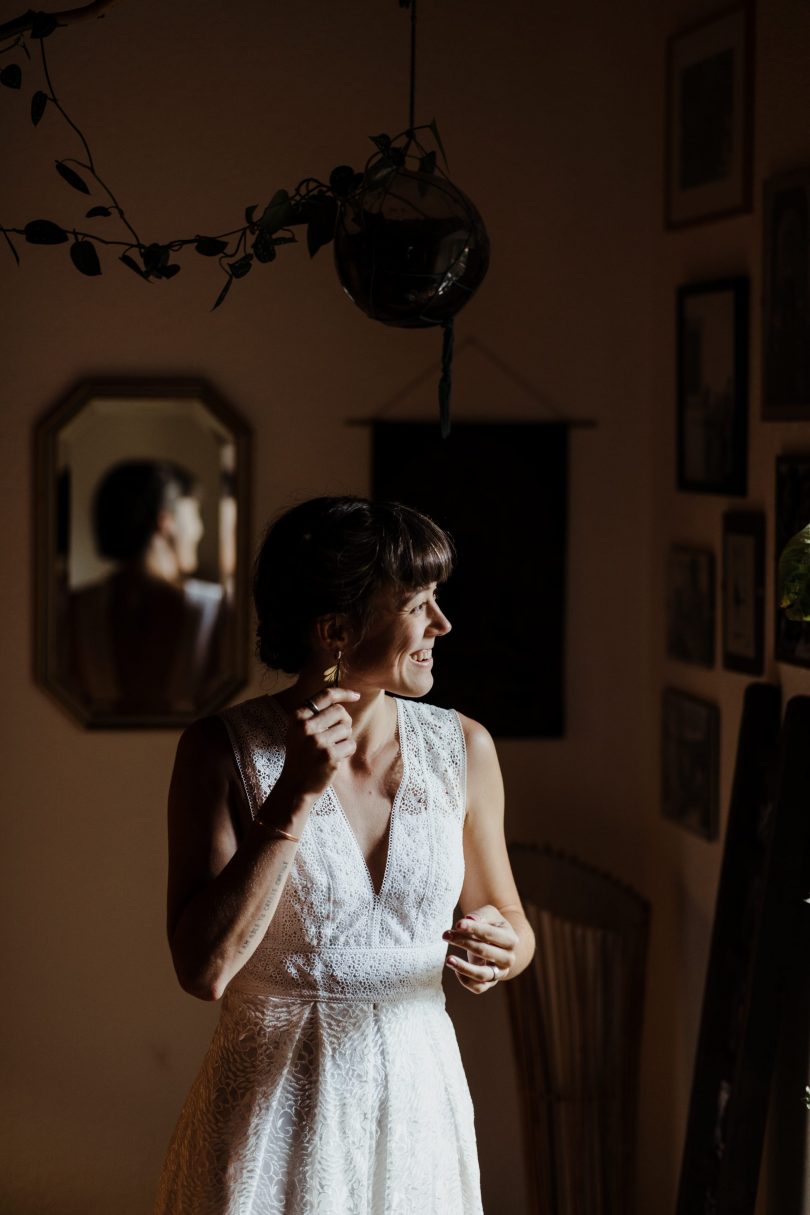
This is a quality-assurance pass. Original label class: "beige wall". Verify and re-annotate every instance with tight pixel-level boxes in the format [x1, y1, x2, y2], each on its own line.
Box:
[3, 1, 809, 1212]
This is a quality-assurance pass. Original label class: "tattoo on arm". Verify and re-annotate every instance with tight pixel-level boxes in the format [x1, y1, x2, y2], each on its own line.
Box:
[237, 859, 291, 956]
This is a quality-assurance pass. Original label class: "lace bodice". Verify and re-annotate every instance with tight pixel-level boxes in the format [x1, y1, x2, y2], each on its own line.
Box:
[219, 694, 468, 1001]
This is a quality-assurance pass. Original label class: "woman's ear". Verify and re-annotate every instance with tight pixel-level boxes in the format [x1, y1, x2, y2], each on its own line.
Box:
[155, 508, 176, 539]
[313, 614, 350, 652]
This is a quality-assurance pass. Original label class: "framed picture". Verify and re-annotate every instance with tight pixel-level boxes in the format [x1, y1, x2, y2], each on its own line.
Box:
[763, 169, 810, 419]
[722, 512, 765, 674]
[662, 688, 720, 841]
[775, 455, 810, 667]
[665, 5, 754, 228]
[666, 545, 715, 666]
[677, 278, 749, 495]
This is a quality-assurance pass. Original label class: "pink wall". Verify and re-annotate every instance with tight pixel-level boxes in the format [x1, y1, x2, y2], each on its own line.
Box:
[5, 0, 808, 1212]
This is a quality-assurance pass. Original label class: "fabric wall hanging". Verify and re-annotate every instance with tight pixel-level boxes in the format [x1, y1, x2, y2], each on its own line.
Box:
[372, 420, 568, 738]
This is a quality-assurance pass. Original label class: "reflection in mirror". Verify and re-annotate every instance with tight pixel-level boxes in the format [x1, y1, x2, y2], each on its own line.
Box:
[36, 381, 250, 727]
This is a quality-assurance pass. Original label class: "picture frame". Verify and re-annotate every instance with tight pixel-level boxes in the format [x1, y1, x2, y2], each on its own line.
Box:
[722, 511, 765, 675]
[666, 545, 715, 667]
[677, 278, 749, 495]
[661, 688, 720, 841]
[775, 455, 810, 668]
[665, 5, 754, 229]
[762, 169, 810, 419]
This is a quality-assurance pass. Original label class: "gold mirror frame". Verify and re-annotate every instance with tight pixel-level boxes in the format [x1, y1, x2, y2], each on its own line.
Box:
[34, 379, 251, 729]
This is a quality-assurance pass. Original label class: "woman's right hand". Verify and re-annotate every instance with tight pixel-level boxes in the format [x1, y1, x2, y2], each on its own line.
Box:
[278, 687, 359, 799]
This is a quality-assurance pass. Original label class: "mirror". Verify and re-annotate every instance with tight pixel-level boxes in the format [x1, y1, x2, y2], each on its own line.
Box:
[35, 380, 251, 728]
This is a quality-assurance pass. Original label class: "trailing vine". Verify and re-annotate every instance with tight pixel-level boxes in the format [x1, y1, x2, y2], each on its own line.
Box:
[0, 1, 447, 310]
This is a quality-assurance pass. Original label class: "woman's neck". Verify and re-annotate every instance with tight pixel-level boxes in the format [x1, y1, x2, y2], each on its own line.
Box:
[276, 676, 395, 764]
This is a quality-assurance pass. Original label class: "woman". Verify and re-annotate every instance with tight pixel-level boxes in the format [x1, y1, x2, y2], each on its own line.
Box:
[155, 496, 535, 1215]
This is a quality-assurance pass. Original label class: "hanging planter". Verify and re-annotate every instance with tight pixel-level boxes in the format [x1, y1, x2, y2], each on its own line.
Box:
[334, 160, 489, 328]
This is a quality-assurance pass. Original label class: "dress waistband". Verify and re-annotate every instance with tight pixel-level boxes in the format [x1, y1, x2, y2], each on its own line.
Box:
[227, 942, 448, 1003]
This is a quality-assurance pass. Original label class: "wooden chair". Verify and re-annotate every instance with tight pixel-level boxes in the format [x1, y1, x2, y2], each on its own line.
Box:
[506, 844, 650, 1215]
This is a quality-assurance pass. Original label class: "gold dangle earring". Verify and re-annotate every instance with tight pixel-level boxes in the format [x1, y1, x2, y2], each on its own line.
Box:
[323, 650, 342, 687]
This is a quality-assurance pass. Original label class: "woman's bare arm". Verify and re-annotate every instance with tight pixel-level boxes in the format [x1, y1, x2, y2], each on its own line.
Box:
[443, 714, 535, 994]
[167, 690, 357, 1001]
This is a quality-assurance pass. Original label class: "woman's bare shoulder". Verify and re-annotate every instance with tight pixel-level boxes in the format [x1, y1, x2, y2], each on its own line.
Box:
[176, 714, 233, 769]
[454, 711, 497, 760]
[171, 715, 246, 816]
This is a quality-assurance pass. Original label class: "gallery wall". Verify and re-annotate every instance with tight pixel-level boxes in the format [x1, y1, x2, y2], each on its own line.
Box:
[5, 0, 808, 1212]
[651, 2, 810, 1211]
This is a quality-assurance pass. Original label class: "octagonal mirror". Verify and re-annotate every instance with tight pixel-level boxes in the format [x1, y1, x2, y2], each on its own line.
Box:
[35, 380, 251, 728]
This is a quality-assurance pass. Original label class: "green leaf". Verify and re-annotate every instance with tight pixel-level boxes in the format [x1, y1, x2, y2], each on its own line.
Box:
[252, 228, 277, 263]
[70, 239, 101, 276]
[142, 242, 169, 273]
[228, 254, 253, 279]
[31, 90, 47, 124]
[420, 151, 436, 175]
[258, 189, 295, 235]
[30, 12, 59, 38]
[85, 205, 112, 218]
[365, 157, 395, 186]
[211, 275, 233, 311]
[0, 64, 22, 89]
[55, 160, 90, 194]
[429, 118, 449, 168]
[778, 524, 810, 620]
[120, 252, 146, 278]
[369, 133, 391, 152]
[24, 219, 68, 244]
[194, 236, 229, 257]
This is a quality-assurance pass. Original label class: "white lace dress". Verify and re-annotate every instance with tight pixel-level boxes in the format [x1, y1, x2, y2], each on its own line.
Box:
[154, 694, 483, 1215]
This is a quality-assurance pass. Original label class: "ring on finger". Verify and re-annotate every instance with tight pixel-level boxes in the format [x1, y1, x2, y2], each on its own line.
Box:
[304, 698, 321, 715]
[489, 964, 499, 983]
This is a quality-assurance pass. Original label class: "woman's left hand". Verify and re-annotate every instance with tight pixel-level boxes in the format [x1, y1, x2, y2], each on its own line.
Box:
[442, 905, 519, 995]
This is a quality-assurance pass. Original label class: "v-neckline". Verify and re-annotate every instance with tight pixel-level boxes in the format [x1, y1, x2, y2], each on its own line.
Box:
[329, 696, 407, 901]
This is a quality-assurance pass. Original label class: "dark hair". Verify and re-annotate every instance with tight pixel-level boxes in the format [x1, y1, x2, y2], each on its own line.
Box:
[254, 496, 454, 673]
[92, 459, 196, 562]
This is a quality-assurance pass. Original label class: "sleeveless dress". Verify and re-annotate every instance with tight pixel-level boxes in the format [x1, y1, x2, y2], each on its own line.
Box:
[154, 694, 483, 1215]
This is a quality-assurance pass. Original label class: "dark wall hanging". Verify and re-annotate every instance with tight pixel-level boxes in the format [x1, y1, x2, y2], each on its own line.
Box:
[676, 685, 810, 1215]
[372, 420, 568, 738]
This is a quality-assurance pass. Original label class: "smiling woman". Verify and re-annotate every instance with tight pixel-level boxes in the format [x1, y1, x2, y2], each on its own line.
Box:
[154, 495, 535, 1215]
